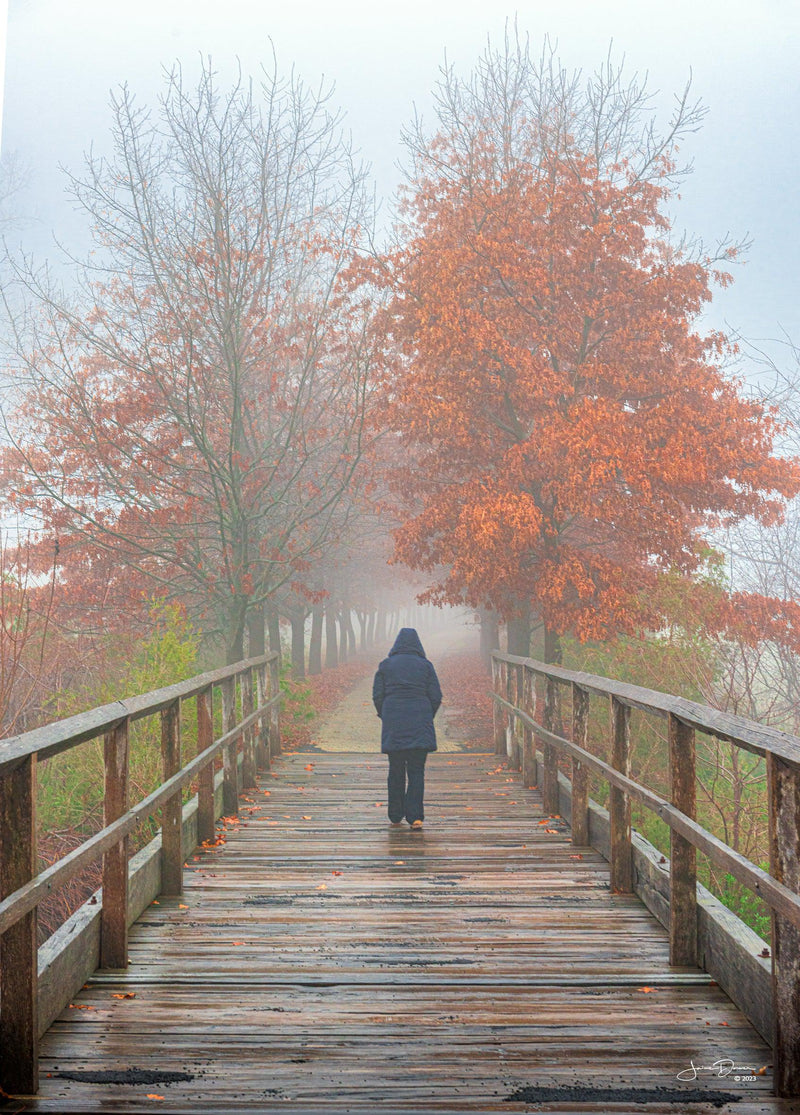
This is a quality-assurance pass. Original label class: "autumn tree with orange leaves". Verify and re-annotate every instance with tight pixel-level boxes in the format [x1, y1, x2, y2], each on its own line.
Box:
[370, 36, 800, 660]
[3, 63, 376, 662]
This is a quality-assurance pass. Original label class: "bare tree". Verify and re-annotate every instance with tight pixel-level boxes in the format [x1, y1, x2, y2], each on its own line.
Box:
[2, 61, 377, 662]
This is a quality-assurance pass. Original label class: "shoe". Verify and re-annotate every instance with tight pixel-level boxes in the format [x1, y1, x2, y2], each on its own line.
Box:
[410, 820, 423, 829]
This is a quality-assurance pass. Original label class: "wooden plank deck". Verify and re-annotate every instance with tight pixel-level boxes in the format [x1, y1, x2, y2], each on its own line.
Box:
[16, 752, 799, 1113]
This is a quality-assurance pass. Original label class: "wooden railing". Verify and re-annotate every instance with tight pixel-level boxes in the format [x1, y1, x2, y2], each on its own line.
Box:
[0, 652, 281, 1096]
[491, 650, 800, 1097]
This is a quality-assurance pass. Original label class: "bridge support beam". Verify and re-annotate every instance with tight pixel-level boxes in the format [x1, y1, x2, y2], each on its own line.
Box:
[541, 677, 559, 814]
[609, 697, 632, 893]
[221, 676, 240, 817]
[492, 658, 506, 756]
[255, 662, 270, 769]
[101, 718, 130, 969]
[768, 752, 800, 1097]
[0, 754, 38, 1095]
[268, 657, 281, 756]
[241, 670, 256, 788]
[196, 687, 215, 844]
[522, 666, 536, 788]
[570, 684, 589, 847]
[161, 701, 183, 896]
[668, 714, 697, 966]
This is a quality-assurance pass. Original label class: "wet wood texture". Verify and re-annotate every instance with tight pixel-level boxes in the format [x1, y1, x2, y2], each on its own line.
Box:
[22, 753, 794, 1113]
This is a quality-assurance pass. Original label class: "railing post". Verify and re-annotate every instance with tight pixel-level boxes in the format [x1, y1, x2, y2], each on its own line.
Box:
[609, 697, 633, 893]
[522, 665, 536, 788]
[668, 714, 697, 966]
[255, 661, 271, 770]
[509, 664, 523, 770]
[196, 687, 215, 844]
[241, 668, 256, 789]
[571, 684, 590, 846]
[492, 656, 505, 755]
[504, 661, 515, 763]
[542, 676, 559, 814]
[160, 700, 183, 896]
[101, 717, 130, 968]
[0, 755, 39, 1095]
[767, 751, 800, 1097]
[221, 675, 240, 816]
[268, 655, 281, 756]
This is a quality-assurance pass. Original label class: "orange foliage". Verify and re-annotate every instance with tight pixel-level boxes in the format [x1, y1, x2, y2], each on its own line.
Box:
[366, 114, 800, 648]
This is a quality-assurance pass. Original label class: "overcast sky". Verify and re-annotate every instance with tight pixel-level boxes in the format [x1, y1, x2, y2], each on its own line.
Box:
[2, 0, 799, 362]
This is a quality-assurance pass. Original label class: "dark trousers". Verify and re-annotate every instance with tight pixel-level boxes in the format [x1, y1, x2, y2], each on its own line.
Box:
[387, 748, 427, 823]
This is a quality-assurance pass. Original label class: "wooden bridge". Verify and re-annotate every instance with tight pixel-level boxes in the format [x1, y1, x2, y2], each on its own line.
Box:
[1, 648, 800, 1112]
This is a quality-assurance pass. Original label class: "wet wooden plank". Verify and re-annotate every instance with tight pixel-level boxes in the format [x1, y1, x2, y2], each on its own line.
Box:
[21, 753, 794, 1113]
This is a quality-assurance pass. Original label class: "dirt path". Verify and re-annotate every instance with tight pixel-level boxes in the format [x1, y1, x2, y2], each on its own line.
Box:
[311, 624, 481, 753]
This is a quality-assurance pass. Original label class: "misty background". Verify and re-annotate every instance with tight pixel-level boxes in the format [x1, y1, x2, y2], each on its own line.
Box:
[2, 0, 799, 364]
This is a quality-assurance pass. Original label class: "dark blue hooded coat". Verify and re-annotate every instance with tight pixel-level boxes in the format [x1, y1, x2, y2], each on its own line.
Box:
[372, 628, 442, 753]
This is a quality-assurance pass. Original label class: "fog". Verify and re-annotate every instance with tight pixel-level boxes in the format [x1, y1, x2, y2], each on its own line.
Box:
[2, 0, 800, 356]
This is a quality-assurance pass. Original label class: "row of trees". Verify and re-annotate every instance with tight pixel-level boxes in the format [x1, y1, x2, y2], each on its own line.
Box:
[2, 37, 800, 737]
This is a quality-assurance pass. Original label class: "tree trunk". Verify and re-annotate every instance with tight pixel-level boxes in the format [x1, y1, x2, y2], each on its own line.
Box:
[308, 604, 323, 675]
[227, 609, 246, 665]
[325, 607, 338, 668]
[479, 607, 500, 672]
[290, 613, 306, 679]
[345, 611, 357, 655]
[507, 601, 531, 657]
[337, 613, 348, 663]
[357, 611, 367, 651]
[367, 610, 376, 648]
[266, 601, 281, 667]
[544, 624, 563, 665]
[247, 602, 266, 657]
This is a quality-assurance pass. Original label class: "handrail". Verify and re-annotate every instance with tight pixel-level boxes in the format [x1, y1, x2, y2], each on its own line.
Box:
[0, 651, 282, 1097]
[0, 654, 273, 773]
[497, 651, 800, 765]
[490, 649, 800, 1097]
[493, 691, 800, 929]
[0, 699, 277, 938]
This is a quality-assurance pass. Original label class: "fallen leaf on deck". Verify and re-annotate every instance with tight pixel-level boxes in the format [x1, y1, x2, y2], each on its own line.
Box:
[146, 1095, 165, 1100]
[302, 815, 312, 820]
[331, 870, 343, 876]
[316, 884, 327, 890]
[112, 992, 136, 1000]
[637, 987, 657, 993]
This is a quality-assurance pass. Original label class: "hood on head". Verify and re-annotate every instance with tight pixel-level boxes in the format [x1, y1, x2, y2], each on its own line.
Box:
[389, 627, 427, 658]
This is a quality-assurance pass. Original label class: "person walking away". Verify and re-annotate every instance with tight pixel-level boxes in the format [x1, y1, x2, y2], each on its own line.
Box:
[372, 627, 442, 828]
